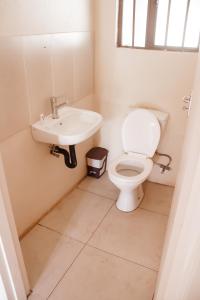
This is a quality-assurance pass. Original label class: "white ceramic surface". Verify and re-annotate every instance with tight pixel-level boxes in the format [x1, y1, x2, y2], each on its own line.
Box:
[122, 109, 161, 158]
[32, 106, 103, 145]
[108, 109, 161, 212]
[108, 153, 153, 211]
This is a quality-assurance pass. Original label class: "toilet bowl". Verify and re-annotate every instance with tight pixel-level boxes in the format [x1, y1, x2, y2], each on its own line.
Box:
[109, 153, 153, 211]
[108, 108, 162, 212]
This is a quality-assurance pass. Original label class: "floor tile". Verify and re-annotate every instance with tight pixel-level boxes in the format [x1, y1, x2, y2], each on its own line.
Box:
[49, 246, 157, 300]
[21, 225, 83, 298]
[28, 293, 45, 300]
[78, 172, 119, 200]
[141, 182, 174, 215]
[39, 189, 114, 243]
[89, 207, 168, 270]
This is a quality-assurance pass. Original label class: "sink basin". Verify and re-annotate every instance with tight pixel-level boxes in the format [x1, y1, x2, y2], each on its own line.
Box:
[32, 106, 103, 145]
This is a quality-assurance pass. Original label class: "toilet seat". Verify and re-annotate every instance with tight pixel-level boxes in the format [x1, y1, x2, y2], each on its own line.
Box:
[108, 108, 161, 212]
[108, 153, 153, 184]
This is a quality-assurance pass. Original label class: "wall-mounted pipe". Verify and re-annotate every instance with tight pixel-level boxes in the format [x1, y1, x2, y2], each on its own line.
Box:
[154, 151, 172, 174]
[50, 145, 77, 169]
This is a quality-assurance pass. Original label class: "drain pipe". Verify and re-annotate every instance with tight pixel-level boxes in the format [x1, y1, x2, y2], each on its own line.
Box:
[50, 145, 77, 169]
[154, 151, 172, 174]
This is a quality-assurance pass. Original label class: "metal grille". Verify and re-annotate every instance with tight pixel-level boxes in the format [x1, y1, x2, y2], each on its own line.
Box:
[117, 0, 200, 52]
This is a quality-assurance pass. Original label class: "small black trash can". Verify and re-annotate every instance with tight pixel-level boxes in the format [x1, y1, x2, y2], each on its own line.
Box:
[86, 147, 108, 178]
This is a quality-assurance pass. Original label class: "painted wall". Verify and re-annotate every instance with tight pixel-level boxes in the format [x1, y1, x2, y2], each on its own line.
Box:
[0, 0, 94, 236]
[154, 52, 200, 300]
[94, 0, 197, 186]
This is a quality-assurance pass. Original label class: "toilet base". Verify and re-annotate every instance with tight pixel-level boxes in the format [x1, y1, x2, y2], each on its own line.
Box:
[116, 185, 144, 212]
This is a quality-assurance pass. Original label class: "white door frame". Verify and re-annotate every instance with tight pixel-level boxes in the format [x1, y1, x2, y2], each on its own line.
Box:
[155, 154, 200, 299]
[0, 154, 30, 300]
[155, 52, 200, 299]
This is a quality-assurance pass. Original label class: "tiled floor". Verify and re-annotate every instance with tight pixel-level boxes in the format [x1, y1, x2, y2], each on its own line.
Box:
[21, 173, 174, 300]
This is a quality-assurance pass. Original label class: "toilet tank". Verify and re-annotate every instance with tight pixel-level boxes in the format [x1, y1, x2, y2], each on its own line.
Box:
[149, 109, 169, 133]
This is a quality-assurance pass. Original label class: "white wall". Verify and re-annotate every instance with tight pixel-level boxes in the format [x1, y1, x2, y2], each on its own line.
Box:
[154, 52, 200, 300]
[94, 0, 197, 186]
[0, 0, 94, 236]
[0, 0, 93, 36]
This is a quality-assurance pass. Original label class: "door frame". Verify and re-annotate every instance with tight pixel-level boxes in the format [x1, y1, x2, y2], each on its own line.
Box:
[155, 53, 200, 299]
[155, 154, 200, 299]
[0, 154, 30, 300]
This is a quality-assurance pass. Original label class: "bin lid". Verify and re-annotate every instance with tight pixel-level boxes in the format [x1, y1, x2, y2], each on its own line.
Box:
[86, 147, 108, 160]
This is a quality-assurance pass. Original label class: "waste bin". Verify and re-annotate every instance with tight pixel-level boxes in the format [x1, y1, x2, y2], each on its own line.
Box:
[86, 147, 108, 178]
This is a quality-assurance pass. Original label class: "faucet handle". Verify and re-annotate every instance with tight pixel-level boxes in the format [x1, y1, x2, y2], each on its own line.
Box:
[40, 113, 46, 121]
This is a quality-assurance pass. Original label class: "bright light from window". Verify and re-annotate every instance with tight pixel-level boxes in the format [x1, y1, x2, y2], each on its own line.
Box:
[155, 0, 169, 46]
[167, 0, 188, 47]
[134, 0, 149, 47]
[119, 0, 200, 51]
[121, 0, 134, 46]
[184, 0, 200, 48]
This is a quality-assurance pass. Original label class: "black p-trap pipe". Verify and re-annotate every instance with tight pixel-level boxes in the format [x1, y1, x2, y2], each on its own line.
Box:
[53, 145, 77, 169]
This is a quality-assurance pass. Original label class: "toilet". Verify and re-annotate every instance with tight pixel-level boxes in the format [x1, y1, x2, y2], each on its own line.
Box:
[108, 108, 168, 212]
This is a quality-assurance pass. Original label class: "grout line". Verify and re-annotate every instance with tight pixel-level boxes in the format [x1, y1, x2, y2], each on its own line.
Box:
[47, 240, 158, 299]
[42, 189, 115, 298]
[47, 242, 88, 299]
[77, 184, 171, 218]
[85, 201, 115, 245]
[37, 224, 86, 245]
[20, 175, 88, 240]
[29, 178, 168, 298]
[77, 188, 171, 218]
[146, 181, 175, 189]
[77, 186, 118, 201]
[139, 207, 169, 217]
[20, 176, 172, 240]
[86, 244, 158, 273]
[37, 188, 116, 246]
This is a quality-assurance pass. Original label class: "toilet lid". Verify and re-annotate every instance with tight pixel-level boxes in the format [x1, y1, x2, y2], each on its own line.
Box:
[122, 109, 161, 158]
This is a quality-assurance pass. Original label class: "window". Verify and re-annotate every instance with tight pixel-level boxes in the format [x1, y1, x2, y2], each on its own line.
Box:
[117, 0, 200, 51]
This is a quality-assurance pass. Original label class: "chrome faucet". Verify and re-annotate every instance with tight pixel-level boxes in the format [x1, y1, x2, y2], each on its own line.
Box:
[50, 97, 67, 119]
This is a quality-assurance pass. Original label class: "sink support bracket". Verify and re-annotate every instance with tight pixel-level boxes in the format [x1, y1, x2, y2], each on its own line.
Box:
[50, 145, 77, 169]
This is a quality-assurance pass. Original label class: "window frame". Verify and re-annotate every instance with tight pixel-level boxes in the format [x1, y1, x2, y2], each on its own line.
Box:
[117, 0, 200, 52]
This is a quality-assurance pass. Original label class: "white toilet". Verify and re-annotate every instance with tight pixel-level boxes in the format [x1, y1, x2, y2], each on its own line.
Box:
[108, 108, 168, 212]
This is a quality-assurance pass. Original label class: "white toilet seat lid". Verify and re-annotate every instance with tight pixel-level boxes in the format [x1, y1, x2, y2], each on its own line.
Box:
[122, 109, 161, 158]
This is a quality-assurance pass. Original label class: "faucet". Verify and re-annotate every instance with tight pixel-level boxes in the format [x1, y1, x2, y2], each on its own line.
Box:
[50, 97, 67, 119]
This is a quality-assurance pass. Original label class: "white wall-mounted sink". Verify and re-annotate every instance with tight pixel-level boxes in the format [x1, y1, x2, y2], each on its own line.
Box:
[32, 106, 103, 145]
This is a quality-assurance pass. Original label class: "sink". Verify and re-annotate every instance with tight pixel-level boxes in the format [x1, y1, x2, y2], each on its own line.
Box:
[32, 106, 103, 145]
